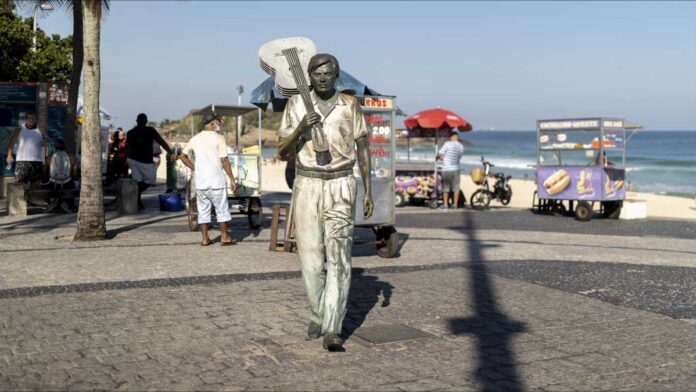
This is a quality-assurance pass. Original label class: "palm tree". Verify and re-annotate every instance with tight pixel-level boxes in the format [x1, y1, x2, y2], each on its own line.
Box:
[63, 0, 81, 156]
[74, 0, 106, 240]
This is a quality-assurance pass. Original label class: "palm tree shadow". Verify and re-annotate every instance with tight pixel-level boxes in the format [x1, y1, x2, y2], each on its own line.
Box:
[341, 267, 394, 339]
[447, 212, 527, 391]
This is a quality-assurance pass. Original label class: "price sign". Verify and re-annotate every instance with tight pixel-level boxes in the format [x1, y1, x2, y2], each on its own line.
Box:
[362, 97, 393, 109]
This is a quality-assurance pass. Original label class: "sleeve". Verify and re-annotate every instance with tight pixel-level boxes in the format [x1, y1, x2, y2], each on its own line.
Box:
[439, 142, 449, 155]
[352, 98, 368, 140]
[182, 138, 193, 156]
[278, 95, 301, 141]
[217, 134, 228, 158]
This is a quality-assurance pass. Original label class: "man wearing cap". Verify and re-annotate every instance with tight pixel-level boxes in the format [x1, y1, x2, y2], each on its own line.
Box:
[126, 113, 174, 209]
[178, 113, 238, 246]
[278, 53, 373, 351]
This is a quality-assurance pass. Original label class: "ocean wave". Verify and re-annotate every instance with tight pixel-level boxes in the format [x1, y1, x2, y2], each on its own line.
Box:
[633, 182, 696, 196]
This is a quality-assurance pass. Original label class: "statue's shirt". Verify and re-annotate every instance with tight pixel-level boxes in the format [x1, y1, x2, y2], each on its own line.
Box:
[279, 91, 368, 172]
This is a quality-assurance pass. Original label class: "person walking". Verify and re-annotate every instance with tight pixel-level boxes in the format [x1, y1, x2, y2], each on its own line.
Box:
[437, 131, 465, 209]
[126, 113, 174, 209]
[178, 113, 238, 246]
[109, 128, 128, 179]
[277, 53, 373, 351]
[5, 111, 49, 188]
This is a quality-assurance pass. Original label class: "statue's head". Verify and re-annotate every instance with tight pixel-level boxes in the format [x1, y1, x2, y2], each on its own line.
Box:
[308, 53, 339, 97]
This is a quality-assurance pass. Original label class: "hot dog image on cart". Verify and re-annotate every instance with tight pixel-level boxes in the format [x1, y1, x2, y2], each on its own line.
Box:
[532, 117, 634, 221]
[182, 104, 264, 231]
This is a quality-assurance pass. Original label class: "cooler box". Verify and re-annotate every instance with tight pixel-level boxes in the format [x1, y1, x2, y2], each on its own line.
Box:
[159, 192, 184, 211]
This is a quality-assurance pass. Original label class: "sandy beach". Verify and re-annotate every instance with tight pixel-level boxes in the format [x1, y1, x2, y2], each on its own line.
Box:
[253, 161, 696, 221]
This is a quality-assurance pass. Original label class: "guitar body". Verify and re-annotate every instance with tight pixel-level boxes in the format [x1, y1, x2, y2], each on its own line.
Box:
[258, 37, 317, 95]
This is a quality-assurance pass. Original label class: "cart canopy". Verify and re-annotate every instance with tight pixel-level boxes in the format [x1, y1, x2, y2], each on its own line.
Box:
[192, 104, 258, 117]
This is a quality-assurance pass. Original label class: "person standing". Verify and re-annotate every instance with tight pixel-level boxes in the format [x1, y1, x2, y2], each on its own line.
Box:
[5, 112, 48, 188]
[437, 131, 465, 209]
[277, 53, 373, 351]
[178, 113, 238, 246]
[126, 113, 174, 209]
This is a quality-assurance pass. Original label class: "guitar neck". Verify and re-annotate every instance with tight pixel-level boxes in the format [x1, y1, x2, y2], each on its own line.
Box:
[282, 48, 316, 116]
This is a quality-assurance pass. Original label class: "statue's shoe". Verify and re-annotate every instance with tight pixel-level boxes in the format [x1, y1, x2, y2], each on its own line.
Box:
[322, 334, 344, 351]
[307, 321, 322, 340]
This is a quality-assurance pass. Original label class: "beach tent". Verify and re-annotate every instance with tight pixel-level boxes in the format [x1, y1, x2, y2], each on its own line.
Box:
[250, 69, 393, 113]
[77, 95, 111, 121]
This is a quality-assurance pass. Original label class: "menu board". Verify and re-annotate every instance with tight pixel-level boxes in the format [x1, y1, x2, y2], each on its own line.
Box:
[0, 83, 37, 102]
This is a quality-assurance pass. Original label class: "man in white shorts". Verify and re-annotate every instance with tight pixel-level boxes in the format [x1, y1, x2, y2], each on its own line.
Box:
[178, 113, 238, 246]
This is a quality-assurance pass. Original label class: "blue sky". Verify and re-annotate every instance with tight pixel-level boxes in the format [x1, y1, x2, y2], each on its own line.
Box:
[30, 1, 696, 130]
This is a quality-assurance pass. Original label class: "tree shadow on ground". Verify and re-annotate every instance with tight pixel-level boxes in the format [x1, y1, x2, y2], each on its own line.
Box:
[447, 212, 527, 391]
[341, 267, 394, 340]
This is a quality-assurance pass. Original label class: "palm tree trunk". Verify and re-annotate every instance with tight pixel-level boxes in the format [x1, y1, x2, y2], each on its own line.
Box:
[64, 0, 83, 155]
[74, 0, 105, 241]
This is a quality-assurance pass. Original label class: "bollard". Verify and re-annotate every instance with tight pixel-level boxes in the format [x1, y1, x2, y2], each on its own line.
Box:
[117, 178, 138, 215]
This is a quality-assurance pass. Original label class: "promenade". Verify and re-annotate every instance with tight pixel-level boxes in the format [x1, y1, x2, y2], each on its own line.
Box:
[1, 188, 696, 391]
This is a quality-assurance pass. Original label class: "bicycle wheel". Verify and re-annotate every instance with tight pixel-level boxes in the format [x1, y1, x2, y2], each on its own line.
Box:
[500, 185, 512, 205]
[471, 189, 491, 210]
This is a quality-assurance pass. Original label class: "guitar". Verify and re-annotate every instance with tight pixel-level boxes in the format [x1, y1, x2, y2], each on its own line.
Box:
[259, 37, 331, 165]
[258, 37, 317, 95]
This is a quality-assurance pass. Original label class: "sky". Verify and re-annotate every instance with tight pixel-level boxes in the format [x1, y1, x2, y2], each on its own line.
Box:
[27, 1, 696, 130]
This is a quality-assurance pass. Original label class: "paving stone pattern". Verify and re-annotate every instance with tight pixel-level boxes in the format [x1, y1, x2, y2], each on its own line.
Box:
[3, 266, 696, 391]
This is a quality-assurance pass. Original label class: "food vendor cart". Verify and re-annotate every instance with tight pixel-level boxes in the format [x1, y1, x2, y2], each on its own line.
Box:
[354, 96, 399, 258]
[533, 117, 626, 221]
[184, 104, 264, 231]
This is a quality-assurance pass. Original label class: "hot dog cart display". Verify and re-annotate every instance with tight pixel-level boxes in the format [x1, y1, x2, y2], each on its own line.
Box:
[533, 117, 626, 221]
[354, 96, 399, 258]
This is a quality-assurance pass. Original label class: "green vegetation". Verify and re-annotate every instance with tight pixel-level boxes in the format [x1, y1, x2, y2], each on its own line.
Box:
[0, 7, 72, 82]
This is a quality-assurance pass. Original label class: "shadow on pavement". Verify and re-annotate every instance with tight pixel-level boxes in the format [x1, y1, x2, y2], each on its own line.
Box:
[106, 213, 186, 239]
[342, 267, 394, 340]
[447, 211, 527, 391]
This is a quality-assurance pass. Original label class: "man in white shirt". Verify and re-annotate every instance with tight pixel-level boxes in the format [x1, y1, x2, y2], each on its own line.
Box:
[178, 113, 238, 246]
[5, 112, 49, 188]
[437, 131, 465, 209]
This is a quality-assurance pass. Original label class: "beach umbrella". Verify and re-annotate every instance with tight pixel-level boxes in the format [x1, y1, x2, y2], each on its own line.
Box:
[404, 107, 472, 134]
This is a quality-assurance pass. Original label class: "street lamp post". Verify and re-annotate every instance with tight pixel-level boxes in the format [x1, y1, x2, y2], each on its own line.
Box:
[236, 85, 244, 147]
[32, 1, 55, 51]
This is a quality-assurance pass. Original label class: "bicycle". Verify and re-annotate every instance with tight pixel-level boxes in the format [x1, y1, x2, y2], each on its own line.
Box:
[470, 156, 512, 210]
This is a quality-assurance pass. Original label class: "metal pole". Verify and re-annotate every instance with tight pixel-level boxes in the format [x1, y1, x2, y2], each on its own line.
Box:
[32, 6, 38, 51]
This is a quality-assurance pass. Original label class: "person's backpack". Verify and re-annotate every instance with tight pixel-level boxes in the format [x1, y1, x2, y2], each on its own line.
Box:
[50, 150, 72, 185]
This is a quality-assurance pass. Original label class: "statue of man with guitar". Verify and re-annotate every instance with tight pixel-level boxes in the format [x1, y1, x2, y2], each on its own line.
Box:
[278, 53, 373, 351]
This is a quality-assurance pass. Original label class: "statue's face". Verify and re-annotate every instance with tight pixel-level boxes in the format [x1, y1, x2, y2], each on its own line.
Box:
[309, 63, 338, 95]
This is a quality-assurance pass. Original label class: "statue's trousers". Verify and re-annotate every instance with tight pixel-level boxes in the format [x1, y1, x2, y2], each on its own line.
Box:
[292, 174, 356, 335]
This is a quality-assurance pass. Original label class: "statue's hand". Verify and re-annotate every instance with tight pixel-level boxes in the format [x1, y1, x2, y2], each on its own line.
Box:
[363, 194, 374, 219]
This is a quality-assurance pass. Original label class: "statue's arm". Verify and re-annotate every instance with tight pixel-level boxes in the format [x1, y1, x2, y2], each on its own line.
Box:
[356, 135, 373, 219]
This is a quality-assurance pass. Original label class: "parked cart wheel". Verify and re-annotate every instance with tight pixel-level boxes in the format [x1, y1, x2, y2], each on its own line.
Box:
[247, 197, 263, 229]
[575, 201, 593, 221]
[471, 189, 491, 210]
[376, 226, 399, 258]
[601, 201, 622, 219]
[394, 191, 406, 208]
[428, 199, 440, 209]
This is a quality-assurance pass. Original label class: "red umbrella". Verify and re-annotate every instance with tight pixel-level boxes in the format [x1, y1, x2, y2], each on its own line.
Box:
[404, 107, 473, 132]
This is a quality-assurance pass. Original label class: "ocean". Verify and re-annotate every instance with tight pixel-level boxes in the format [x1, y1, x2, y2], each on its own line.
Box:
[262, 130, 696, 197]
